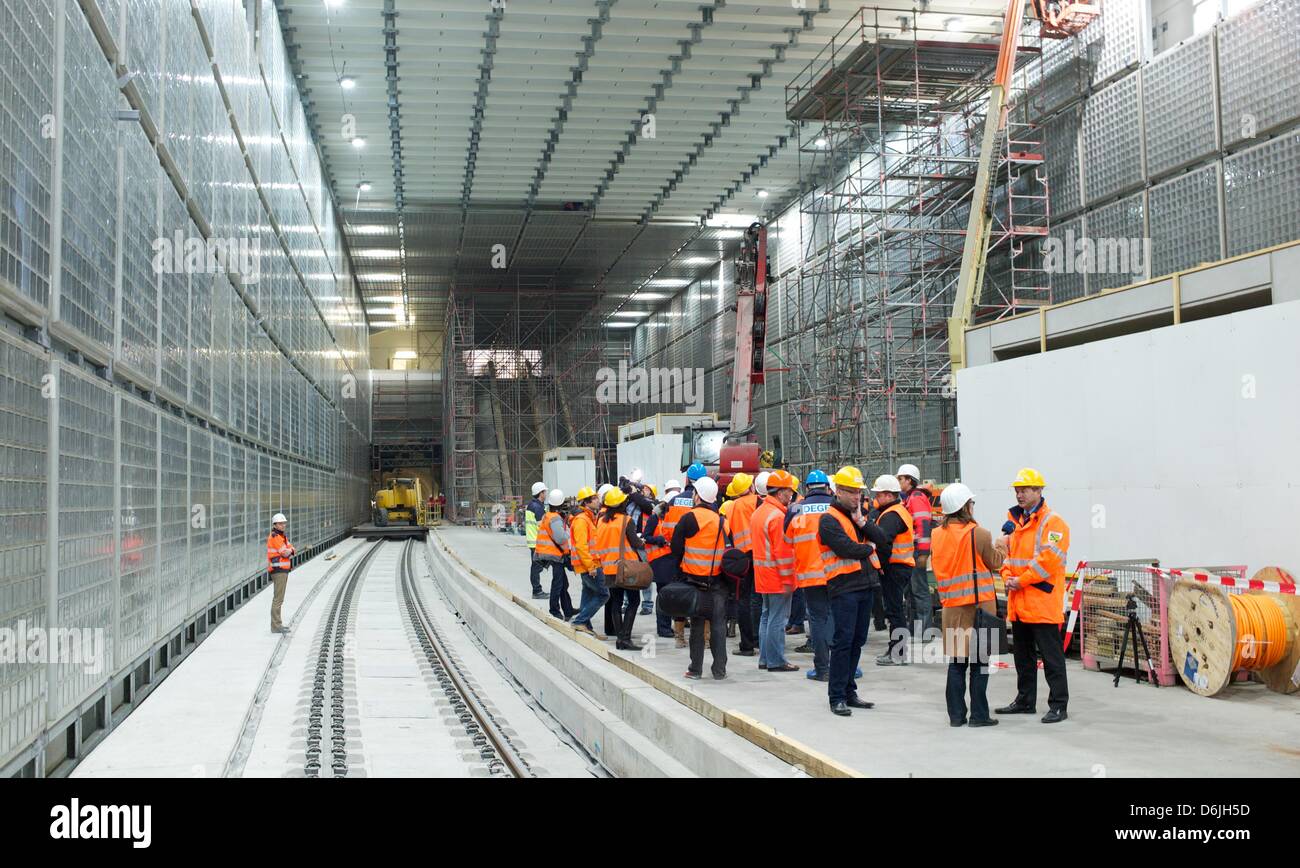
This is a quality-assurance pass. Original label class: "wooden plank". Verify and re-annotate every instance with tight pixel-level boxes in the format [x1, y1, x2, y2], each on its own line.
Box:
[723, 709, 866, 779]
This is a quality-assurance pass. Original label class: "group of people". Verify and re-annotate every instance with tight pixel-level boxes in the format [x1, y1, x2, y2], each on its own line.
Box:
[520, 462, 1071, 723]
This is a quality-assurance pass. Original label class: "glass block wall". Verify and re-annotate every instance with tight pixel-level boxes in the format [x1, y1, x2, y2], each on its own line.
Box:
[0, 0, 371, 771]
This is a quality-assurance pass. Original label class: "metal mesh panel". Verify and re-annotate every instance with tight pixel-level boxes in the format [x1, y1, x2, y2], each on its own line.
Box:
[1148, 163, 1222, 277]
[210, 434, 229, 591]
[1218, 0, 1300, 147]
[1082, 74, 1143, 205]
[1043, 106, 1083, 217]
[0, 333, 49, 762]
[158, 414, 187, 632]
[210, 277, 230, 425]
[1223, 130, 1300, 257]
[1143, 32, 1216, 177]
[0, 0, 55, 312]
[187, 426, 210, 615]
[189, 274, 212, 414]
[1085, 192, 1147, 292]
[123, 0, 162, 128]
[230, 294, 246, 434]
[54, 365, 115, 715]
[1081, 0, 1143, 86]
[119, 120, 158, 383]
[118, 396, 157, 664]
[158, 190, 190, 401]
[59, 0, 118, 352]
[162, 0, 194, 185]
[1045, 217, 1086, 302]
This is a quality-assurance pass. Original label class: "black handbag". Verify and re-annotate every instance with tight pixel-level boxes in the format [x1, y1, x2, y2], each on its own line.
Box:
[971, 529, 1008, 663]
[657, 581, 713, 619]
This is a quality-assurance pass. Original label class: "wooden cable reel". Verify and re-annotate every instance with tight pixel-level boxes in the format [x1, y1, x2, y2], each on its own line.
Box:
[1168, 576, 1300, 697]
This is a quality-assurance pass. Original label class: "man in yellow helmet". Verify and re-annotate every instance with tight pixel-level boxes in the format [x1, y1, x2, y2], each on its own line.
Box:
[995, 468, 1071, 724]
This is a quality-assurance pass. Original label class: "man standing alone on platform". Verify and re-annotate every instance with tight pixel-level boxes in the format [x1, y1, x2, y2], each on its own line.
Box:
[267, 513, 295, 634]
[526, 481, 548, 599]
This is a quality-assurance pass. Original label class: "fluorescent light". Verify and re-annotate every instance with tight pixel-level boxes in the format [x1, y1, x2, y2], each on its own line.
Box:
[757, 189, 769, 198]
[357, 181, 371, 191]
[605, 321, 638, 329]
[393, 350, 418, 360]
[359, 272, 402, 282]
[349, 224, 395, 235]
[351, 137, 366, 148]
[814, 137, 828, 149]
[705, 213, 756, 228]
[648, 278, 690, 288]
[632, 292, 669, 301]
[340, 76, 356, 90]
[369, 295, 402, 302]
[612, 310, 647, 318]
[679, 256, 718, 266]
[355, 248, 399, 259]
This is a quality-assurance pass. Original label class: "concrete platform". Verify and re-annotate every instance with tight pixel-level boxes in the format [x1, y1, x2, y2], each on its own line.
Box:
[351, 523, 429, 540]
[435, 526, 1300, 778]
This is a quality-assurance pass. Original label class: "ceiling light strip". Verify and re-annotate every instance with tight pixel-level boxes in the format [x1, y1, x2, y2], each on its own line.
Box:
[382, 0, 411, 328]
[461, 3, 506, 207]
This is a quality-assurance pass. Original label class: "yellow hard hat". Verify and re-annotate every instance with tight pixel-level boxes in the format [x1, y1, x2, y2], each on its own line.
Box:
[726, 472, 753, 498]
[647, 484, 658, 497]
[603, 488, 628, 507]
[575, 486, 597, 502]
[831, 466, 866, 490]
[1011, 467, 1046, 488]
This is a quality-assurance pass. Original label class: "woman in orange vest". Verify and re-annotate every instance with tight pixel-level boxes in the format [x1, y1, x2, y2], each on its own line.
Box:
[535, 489, 576, 620]
[593, 487, 647, 650]
[267, 513, 295, 634]
[642, 480, 683, 639]
[870, 474, 917, 667]
[568, 487, 608, 639]
[931, 483, 1004, 727]
[669, 476, 728, 680]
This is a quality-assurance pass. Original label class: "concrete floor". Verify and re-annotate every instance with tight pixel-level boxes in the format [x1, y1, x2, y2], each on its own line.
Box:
[439, 526, 1300, 778]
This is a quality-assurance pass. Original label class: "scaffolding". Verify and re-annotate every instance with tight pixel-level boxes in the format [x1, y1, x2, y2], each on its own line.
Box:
[782, 6, 1044, 480]
[441, 281, 612, 522]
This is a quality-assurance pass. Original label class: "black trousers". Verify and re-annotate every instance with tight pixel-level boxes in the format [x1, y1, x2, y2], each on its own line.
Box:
[529, 550, 545, 594]
[1010, 620, 1069, 712]
[736, 569, 758, 652]
[689, 581, 729, 678]
[880, 563, 911, 657]
[609, 586, 640, 643]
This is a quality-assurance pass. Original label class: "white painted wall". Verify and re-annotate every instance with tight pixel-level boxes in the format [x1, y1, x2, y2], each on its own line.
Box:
[955, 300, 1300, 572]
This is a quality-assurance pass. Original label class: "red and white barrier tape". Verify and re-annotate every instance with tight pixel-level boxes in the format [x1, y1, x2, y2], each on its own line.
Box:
[1144, 566, 1296, 595]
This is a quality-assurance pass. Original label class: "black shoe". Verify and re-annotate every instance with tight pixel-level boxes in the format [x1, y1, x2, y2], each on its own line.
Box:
[950, 719, 966, 727]
[684, 671, 701, 680]
[873, 620, 887, 631]
[735, 648, 757, 657]
[616, 639, 641, 651]
[995, 702, 1036, 715]
[758, 663, 767, 670]
[875, 653, 897, 667]
[769, 663, 800, 672]
[830, 702, 852, 717]
[793, 643, 813, 653]
[846, 696, 874, 709]
[785, 625, 805, 635]
[969, 718, 1000, 728]
[712, 671, 727, 681]
[531, 591, 547, 599]
[657, 631, 676, 638]
[1041, 709, 1068, 724]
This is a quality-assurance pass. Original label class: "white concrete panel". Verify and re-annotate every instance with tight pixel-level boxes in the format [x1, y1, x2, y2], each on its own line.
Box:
[958, 300, 1300, 571]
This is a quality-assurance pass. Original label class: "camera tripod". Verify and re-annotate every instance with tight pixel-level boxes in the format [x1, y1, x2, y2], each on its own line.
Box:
[1101, 594, 1159, 687]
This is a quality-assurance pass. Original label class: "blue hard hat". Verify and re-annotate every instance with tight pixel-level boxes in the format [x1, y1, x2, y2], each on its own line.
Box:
[686, 462, 708, 481]
[805, 469, 829, 486]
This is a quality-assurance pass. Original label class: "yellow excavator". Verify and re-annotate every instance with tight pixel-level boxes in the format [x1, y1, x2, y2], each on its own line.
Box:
[373, 477, 427, 528]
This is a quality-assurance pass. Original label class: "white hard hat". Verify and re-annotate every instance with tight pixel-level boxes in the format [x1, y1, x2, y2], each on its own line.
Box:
[754, 471, 772, 496]
[272, 513, 288, 524]
[662, 479, 682, 501]
[596, 483, 614, 501]
[629, 467, 644, 484]
[940, 483, 974, 516]
[870, 474, 902, 494]
[694, 476, 719, 504]
[546, 489, 565, 506]
[896, 463, 921, 481]
[531, 481, 547, 496]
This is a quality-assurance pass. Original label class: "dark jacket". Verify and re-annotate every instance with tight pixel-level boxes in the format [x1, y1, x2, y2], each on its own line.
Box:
[670, 501, 724, 578]
[873, 501, 911, 576]
[818, 501, 888, 597]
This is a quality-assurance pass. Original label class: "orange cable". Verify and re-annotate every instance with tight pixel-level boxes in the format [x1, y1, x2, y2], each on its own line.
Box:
[1228, 593, 1290, 671]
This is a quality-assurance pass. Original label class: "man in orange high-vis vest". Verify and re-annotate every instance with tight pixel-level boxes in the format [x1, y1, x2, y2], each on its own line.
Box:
[267, 513, 295, 634]
[995, 468, 1071, 724]
[870, 474, 917, 667]
[818, 467, 890, 717]
[642, 480, 683, 639]
[670, 476, 728, 680]
[535, 489, 576, 621]
[785, 469, 836, 680]
[897, 463, 934, 633]
[568, 487, 608, 639]
[724, 473, 762, 657]
[752, 470, 799, 672]
[931, 483, 1004, 728]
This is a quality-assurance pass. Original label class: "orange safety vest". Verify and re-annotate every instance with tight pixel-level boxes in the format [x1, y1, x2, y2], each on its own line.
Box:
[534, 510, 568, 559]
[931, 520, 996, 608]
[817, 506, 881, 581]
[594, 513, 640, 576]
[727, 493, 762, 553]
[786, 497, 832, 588]
[1001, 504, 1070, 624]
[570, 508, 599, 574]
[752, 498, 795, 593]
[267, 531, 294, 573]
[649, 494, 693, 563]
[680, 506, 726, 577]
[876, 502, 916, 567]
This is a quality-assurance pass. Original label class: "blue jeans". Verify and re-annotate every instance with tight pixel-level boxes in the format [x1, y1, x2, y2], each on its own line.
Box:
[946, 657, 990, 723]
[573, 572, 610, 629]
[759, 591, 794, 667]
[828, 588, 874, 705]
[805, 585, 833, 676]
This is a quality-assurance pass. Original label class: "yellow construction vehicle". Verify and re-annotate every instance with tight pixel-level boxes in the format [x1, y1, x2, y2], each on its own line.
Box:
[373, 477, 427, 528]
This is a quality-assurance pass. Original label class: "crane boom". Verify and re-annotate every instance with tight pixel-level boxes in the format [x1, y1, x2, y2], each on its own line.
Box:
[730, 221, 770, 431]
